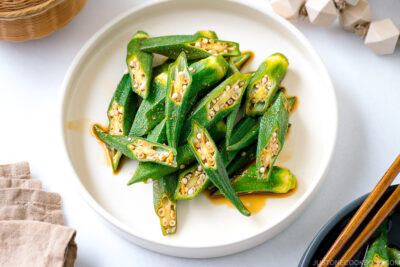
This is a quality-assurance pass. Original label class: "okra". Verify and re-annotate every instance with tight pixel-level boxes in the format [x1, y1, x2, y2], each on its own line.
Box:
[231, 51, 253, 70]
[227, 144, 257, 176]
[187, 121, 250, 216]
[147, 120, 167, 144]
[388, 247, 400, 266]
[225, 104, 240, 150]
[212, 164, 296, 196]
[363, 222, 389, 267]
[181, 73, 252, 143]
[245, 53, 289, 116]
[226, 117, 260, 152]
[126, 31, 153, 98]
[129, 65, 169, 137]
[93, 125, 177, 167]
[166, 52, 194, 149]
[175, 142, 239, 200]
[153, 174, 178, 235]
[106, 74, 138, 172]
[226, 61, 240, 77]
[257, 92, 289, 180]
[128, 120, 227, 185]
[139, 31, 240, 60]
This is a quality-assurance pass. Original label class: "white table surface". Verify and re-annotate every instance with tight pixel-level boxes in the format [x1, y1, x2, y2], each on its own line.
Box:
[0, 0, 399, 266]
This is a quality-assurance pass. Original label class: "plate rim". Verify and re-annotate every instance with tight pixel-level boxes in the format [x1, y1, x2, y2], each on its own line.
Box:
[59, 0, 338, 256]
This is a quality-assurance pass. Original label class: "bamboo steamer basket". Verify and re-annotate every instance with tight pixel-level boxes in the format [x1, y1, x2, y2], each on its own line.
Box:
[0, 0, 87, 42]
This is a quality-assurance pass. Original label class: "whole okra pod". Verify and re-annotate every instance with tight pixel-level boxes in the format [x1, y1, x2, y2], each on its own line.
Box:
[245, 53, 289, 116]
[106, 73, 138, 172]
[227, 144, 257, 177]
[93, 125, 177, 167]
[257, 92, 290, 180]
[128, 120, 227, 185]
[212, 164, 296, 196]
[187, 121, 250, 216]
[153, 174, 178, 235]
[166, 52, 194, 149]
[180, 73, 252, 144]
[363, 222, 389, 267]
[139, 31, 240, 60]
[126, 31, 153, 98]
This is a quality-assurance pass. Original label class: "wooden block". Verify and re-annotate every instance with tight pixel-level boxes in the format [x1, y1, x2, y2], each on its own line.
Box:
[345, 0, 359, 6]
[305, 0, 338, 27]
[270, 0, 305, 21]
[339, 0, 370, 31]
[365, 19, 400, 55]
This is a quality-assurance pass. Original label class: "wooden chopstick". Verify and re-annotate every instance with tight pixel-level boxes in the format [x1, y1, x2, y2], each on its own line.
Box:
[317, 154, 400, 267]
[335, 184, 400, 266]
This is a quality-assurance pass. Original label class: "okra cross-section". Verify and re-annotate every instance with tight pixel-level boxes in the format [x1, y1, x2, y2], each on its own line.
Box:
[175, 165, 210, 200]
[166, 52, 193, 149]
[187, 121, 250, 216]
[126, 30, 153, 98]
[245, 53, 289, 116]
[106, 73, 138, 172]
[93, 125, 177, 167]
[257, 92, 289, 180]
[153, 174, 178, 235]
[212, 164, 296, 196]
[180, 73, 252, 143]
[139, 31, 240, 60]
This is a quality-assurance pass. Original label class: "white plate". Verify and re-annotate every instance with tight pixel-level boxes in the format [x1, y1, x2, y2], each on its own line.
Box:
[60, 0, 337, 258]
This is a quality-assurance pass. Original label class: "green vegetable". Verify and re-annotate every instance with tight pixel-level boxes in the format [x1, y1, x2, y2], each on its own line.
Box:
[227, 144, 257, 176]
[227, 117, 260, 152]
[363, 222, 389, 267]
[231, 51, 253, 70]
[226, 60, 240, 77]
[147, 120, 167, 144]
[187, 121, 250, 216]
[153, 174, 178, 235]
[126, 31, 153, 98]
[129, 64, 169, 137]
[245, 53, 289, 116]
[106, 74, 138, 172]
[180, 73, 252, 144]
[212, 164, 296, 196]
[257, 92, 289, 180]
[128, 120, 227, 185]
[140, 31, 240, 60]
[166, 52, 194, 149]
[93, 125, 177, 167]
[388, 247, 400, 266]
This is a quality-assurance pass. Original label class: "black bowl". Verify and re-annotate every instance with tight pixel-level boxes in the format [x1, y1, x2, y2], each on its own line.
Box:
[299, 185, 400, 267]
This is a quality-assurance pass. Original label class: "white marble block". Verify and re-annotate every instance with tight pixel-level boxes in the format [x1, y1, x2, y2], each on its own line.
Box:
[339, 0, 370, 31]
[270, 0, 305, 21]
[365, 18, 400, 55]
[305, 0, 338, 27]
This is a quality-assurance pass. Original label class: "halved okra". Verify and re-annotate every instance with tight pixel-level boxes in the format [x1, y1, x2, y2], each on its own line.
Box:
[175, 142, 239, 200]
[180, 73, 252, 143]
[187, 121, 250, 216]
[106, 73, 139, 172]
[93, 125, 177, 167]
[212, 164, 296, 196]
[388, 247, 400, 266]
[126, 31, 153, 98]
[231, 51, 254, 70]
[128, 120, 227, 185]
[153, 174, 178, 235]
[139, 31, 240, 60]
[363, 222, 389, 267]
[129, 64, 169, 137]
[257, 92, 290, 180]
[245, 53, 289, 116]
[166, 52, 194, 149]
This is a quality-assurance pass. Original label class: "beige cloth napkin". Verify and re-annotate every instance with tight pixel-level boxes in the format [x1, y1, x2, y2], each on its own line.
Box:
[0, 162, 77, 267]
[0, 220, 77, 267]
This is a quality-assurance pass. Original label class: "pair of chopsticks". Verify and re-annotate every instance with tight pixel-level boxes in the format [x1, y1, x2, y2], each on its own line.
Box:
[318, 154, 400, 267]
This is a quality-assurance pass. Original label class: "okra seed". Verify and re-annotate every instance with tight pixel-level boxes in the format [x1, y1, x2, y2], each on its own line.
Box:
[172, 93, 178, 99]
[196, 133, 202, 139]
[195, 42, 201, 47]
[197, 179, 202, 185]
[182, 84, 187, 90]
[239, 82, 244, 86]
[262, 77, 267, 84]
[204, 162, 209, 167]
[197, 166, 202, 171]
[200, 174, 206, 179]
[118, 107, 123, 113]
[210, 111, 215, 117]
[272, 132, 277, 137]
[128, 137, 132, 141]
[189, 67, 194, 72]
[182, 178, 188, 185]
[223, 49, 228, 53]
[255, 83, 260, 88]
[226, 85, 231, 90]
[157, 208, 165, 217]
[188, 188, 194, 195]
[227, 99, 233, 105]
[170, 210, 175, 219]
[202, 38, 208, 44]
[260, 167, 266, 173]
[209, 39, 215, 44]
[162, 218, 168, 227]
[169, 220, 176, 227]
